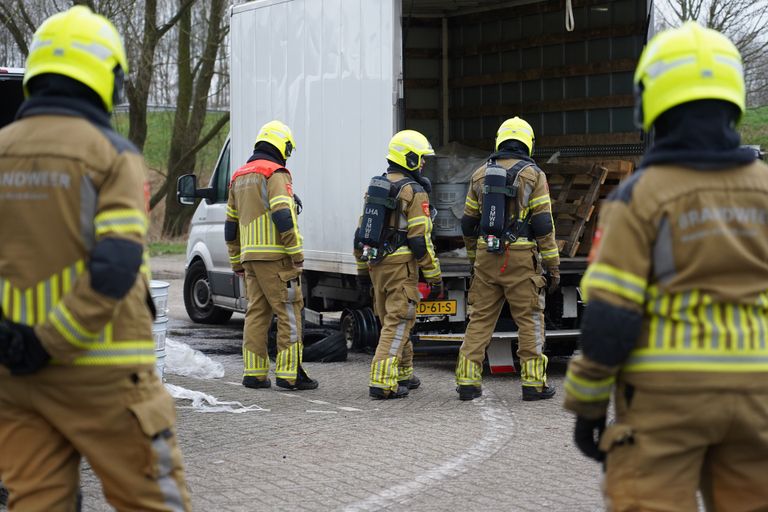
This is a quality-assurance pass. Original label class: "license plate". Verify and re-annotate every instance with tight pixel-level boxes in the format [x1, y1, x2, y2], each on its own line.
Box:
[416, 300, 457, 316]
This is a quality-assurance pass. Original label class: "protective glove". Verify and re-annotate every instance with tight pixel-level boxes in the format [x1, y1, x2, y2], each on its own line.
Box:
[426, 280, 445, 301]
[573, 416, 606, 462]
[294, 194, 303, 215]
[0, 309, 51, 375]
[356, 274, 373, 304]
[546, 266, 561, 294]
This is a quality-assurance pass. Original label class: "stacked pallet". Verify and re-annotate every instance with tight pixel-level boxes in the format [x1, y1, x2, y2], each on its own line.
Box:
[574, 160, 635, 257]
[541, 159, 635, 258]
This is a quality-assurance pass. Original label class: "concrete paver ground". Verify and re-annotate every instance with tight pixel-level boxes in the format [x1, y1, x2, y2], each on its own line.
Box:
[2, 256, 609, 511]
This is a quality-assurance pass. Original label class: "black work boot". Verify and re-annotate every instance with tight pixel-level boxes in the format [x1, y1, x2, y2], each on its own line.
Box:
[242, 376, 271, 389]
[276, 366, 319, 390]
[369, 385, 409, 400]
[522, 384, 556, 401]
[457, 385, 482, 401]
[398, 375, 421, 390]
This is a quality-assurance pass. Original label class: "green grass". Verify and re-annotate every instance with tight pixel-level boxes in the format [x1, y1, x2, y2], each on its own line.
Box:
[148, 241, 187, 256]
[112, 110, 229, 181]
[741, 106, 768, 150]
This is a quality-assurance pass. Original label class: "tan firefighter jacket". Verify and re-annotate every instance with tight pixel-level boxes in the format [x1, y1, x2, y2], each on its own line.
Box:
[463, 157, 559, 267]
[565, 160, 768, 419]
[226, 159, 303, 270]
[0, 99, 154, 373]
[354, 171, 441, 283]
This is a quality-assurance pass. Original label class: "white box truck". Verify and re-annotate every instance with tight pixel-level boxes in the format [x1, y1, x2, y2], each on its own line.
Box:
[177, 0, 652, 367]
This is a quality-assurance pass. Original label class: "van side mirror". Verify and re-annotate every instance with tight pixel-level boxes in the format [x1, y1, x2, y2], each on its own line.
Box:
[177, 174, 216, 205]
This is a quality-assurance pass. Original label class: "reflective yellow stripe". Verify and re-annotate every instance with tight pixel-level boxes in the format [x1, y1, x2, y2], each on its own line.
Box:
[229, 254, 241, 263]
[356, 261, 368, 269]
[540, 248, 559, 259]
[528, 194, 551, 208]
[582, 262, 647, 305]
[226, 205, 239, 219]
[11, 288, 21, 322]
[455, 353, 483, 385]
[269, 195, 293, 208]
[625, 350, 768, 372]
[407, 215, 429, 227]
[94, 208, 147, 237]
[66, 341, 156, 366]
[422, 266, 441, 279]
[465, 197, 478, 210]
[49, 303, 100, 348]
[564, 369, 614, 402]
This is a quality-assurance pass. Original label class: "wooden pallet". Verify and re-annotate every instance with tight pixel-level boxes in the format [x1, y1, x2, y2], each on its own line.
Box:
[574, 160, 635, 256]
[541, 163, 609, 257]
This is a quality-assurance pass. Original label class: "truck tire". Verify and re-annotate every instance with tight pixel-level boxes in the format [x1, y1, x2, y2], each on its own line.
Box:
[341, 308, 379, 353]
[303, 331, 347, 362]
[183, 260, 233, 324]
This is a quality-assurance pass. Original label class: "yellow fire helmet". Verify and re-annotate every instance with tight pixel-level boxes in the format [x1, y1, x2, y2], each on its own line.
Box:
[386, 130, 435, 171]
[634, 21, 745, 132]
[23, 5, 128, 113]
[496, 117, 535, 155]
[255, 120, 296, 160]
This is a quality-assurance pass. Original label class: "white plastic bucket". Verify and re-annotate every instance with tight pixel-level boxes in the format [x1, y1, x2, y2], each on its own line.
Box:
[150, 280, 170, 379]
[150, 280, 170, 317]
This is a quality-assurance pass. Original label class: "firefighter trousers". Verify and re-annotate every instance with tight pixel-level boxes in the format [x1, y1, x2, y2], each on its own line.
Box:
[0, 367, 190, 512]
[369, 260, 419, 391]
[242, 258, 305, 383]
[602, 382, 768, 512]
[456, 247, 548, 388]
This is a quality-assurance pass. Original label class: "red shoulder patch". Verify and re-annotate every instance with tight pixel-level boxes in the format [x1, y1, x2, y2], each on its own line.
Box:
[587, 227, 603, 263]
[422, 201, 430, 216]
[286, 182, 293, 196]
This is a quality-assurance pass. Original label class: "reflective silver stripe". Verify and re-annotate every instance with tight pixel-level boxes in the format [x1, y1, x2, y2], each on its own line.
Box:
[284, 283, 299, 343]
[389, 302, 414, 356]
[81, 176, 97, 251]
[653, 216, 675, 283]
[151, 434, 186, 512]
[72, 40, 114, 60]
[82, 348, 155, 358]
[757, 307, 768, 350]
[628, 354, 768, 365]
[734, 306, 745, 350]
[644, 56, 696, 79]
[680, 292, 693, 349]
[714, 54, 743, 74]
[20, 288, 29, 324]
[707, 304, 721, 350]
[654, 298, 665, 349]
[261, 179, 269, 210]
[532, 292, 545, 354]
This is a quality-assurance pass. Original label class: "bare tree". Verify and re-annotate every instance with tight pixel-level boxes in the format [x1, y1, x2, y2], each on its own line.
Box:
[657, 0, 768, 105]
[123, 0, 194, 151]
[158, 0, 229, 237]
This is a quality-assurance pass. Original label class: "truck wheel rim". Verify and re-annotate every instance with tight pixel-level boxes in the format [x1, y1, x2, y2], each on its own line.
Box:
[192, 278, 212, 311]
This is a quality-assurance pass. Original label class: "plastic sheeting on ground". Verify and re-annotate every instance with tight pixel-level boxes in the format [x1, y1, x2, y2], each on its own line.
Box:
[164, 338, 225, 379]
[165, 383, 269, 413]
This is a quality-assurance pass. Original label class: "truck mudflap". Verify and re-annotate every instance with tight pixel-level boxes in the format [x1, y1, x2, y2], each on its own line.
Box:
[412, 329, 581, 373]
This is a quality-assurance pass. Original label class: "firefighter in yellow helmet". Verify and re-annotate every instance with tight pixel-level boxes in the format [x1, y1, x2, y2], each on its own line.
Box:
[0, 6, 191, 510]
[354, 130, 442, 399]
[454, 116, 560, 401]
[226, 120, 318, 391]
[564, 22, 768, 510]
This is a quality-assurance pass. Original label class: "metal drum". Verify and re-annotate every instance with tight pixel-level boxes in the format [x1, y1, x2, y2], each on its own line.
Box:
[150, 280, 170, 379]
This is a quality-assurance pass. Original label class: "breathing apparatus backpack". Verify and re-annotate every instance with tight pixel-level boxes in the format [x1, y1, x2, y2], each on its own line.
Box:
[357, 175, 414, 261]
[480, 159, 533, 252]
